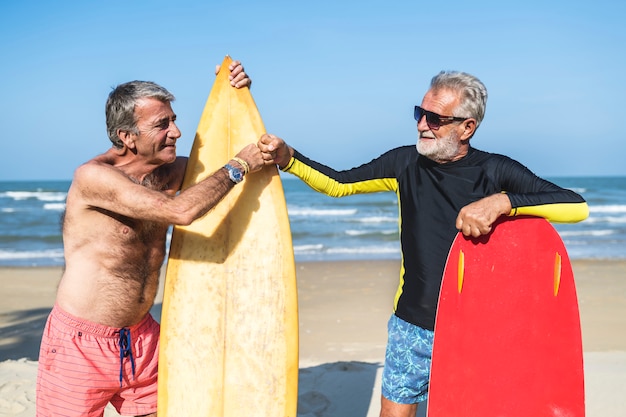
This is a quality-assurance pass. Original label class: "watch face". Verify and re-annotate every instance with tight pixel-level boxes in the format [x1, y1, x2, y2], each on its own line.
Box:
[226, 164, 244, 183]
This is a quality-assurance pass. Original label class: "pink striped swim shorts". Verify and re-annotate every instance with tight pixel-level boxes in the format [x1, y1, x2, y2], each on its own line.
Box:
[36, 304, 160, 416]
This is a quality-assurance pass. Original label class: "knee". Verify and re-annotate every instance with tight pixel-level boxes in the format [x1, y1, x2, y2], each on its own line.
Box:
[380, 395, 419, 417]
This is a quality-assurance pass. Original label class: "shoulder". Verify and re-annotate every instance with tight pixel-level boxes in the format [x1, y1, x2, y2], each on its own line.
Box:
[366, 145, 418, 174]
[467, 148, 538, 187]
[389, 145, 417, 154]
[467, 148, 523, 169]
[73, 157, 119, 185]
[73, 149, 125, 180]
[379, 145, 418, 162]
[70, 150, 144, 199]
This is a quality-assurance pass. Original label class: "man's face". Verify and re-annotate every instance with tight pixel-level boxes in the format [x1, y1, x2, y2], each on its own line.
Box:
[416, 88, 468, 163]
[132, 98, 181, 165]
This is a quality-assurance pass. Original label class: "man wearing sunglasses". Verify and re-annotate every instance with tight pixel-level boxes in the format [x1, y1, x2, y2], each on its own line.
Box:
[258, 70, 588, 417]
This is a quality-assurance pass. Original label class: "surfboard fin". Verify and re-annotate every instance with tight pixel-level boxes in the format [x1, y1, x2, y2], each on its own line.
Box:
[458, 250, 465, 294]
[554, 252, 562, 296]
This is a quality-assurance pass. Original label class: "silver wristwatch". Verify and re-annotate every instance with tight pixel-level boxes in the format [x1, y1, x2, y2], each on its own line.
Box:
[224, 164, 244, 184]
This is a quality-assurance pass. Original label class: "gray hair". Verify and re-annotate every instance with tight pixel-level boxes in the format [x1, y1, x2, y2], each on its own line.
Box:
[430, 71, 488, 127]
[105, 81, 176, 148]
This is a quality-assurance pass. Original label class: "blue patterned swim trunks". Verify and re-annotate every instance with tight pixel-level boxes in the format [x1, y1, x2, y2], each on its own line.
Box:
[381, 314, 434, 404]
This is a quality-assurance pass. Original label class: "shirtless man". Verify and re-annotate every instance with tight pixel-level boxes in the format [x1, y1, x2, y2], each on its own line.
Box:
[36, 60, 264, 417]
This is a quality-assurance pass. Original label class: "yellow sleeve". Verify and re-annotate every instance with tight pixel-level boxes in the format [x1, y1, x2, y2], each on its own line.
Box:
[283, 157, 397, 197]
[508, 202, 589, 223]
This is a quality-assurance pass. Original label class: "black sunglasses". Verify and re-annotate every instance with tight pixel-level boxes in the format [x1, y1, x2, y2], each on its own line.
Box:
[414, 106, 467, 131]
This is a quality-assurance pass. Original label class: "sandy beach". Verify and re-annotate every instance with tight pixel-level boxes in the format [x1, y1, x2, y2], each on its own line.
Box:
[1, 259, 625, 416]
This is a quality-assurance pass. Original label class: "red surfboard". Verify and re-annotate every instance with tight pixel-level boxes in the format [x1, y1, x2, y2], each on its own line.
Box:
[428, 216, 585, 417]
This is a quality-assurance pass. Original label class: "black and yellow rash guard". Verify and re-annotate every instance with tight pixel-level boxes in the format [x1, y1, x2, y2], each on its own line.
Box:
[282, 145, 588, 330]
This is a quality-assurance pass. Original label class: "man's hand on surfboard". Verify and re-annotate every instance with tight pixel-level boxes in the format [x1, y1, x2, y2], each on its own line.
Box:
[258, 133, 294, 169]
[214, 59, 251, 88]
[455, 193, 513, 237]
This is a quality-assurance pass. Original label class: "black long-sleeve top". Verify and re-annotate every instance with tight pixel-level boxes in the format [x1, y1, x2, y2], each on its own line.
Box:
[282, 146, 588, 330]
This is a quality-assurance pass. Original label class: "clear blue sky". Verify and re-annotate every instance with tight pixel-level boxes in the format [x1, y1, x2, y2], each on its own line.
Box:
[2, 0, 625, 180]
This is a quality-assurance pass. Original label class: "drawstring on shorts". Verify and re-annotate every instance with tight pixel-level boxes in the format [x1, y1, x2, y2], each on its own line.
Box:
[118, 328, 136, 387]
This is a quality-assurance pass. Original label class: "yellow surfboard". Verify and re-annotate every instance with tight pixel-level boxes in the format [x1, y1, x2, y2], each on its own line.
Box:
[157, 56, 298, 417]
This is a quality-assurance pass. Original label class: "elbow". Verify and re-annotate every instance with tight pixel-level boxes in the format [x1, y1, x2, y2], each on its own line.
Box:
[176, 216, 195, 227]
[166, 204, 201, 226]
[548, 202, 590, 224]
[174, 210, 200, 226]
[571, 202, 589, 223]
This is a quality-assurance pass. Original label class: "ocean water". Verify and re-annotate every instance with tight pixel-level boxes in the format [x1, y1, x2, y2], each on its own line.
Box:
[0, 176, 624, 267]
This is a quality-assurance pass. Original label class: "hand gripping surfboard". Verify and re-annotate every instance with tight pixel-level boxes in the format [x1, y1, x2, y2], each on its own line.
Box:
[428, 216, 584, 417]
[158, 56, 298, 417]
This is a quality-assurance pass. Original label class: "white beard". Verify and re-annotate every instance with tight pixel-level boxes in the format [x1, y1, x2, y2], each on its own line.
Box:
[416, 129, 462, 163]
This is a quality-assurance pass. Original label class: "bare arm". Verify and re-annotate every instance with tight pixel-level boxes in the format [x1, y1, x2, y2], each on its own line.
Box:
[75, 144, 264, 226]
